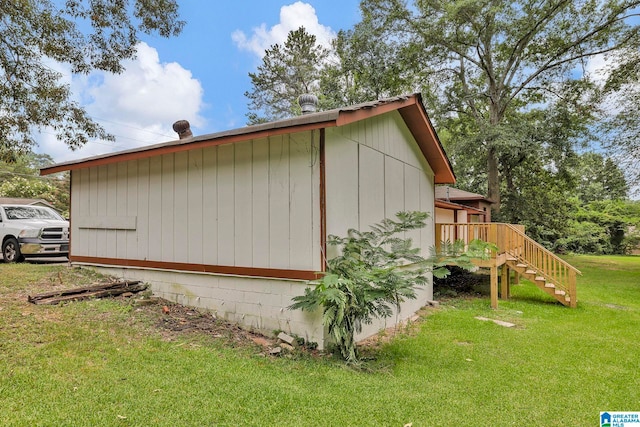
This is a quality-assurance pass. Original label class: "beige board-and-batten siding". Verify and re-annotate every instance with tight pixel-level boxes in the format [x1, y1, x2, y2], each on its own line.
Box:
[69, 110, 439, 348]
[70, 131, 326, 345]
[71, 131, 322, 271]
[324, 111, 436, 341]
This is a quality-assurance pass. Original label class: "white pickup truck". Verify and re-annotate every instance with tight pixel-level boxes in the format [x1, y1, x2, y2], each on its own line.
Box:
[0, 204, 69, 263]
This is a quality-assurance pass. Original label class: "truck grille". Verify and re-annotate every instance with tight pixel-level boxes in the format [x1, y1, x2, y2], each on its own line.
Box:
[41, 227, 69, 241]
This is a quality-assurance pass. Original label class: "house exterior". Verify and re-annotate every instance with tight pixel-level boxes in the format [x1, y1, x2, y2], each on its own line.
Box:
[435, 186, 492, 224]
[41, 93, 455, 348]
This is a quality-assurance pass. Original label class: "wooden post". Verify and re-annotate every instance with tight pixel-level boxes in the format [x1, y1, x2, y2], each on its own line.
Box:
[435, 224, 442, 253]
[500, 265, 510, 300]
[569, 270, 577, 308]
[490, 265, 498, 309]
[513, 271, 520, 285]
[489, 224, 498, 259]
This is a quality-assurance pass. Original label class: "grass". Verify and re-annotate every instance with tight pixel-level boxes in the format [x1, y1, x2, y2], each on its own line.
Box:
[0, 256, 639, 426]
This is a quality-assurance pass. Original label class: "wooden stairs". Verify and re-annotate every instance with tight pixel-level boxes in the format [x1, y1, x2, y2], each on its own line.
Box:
[505, 256, 573, 306]
[436, 223, 581, 308]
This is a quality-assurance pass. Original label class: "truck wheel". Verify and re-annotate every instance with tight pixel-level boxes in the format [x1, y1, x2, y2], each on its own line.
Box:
[2, 238, 24, 263]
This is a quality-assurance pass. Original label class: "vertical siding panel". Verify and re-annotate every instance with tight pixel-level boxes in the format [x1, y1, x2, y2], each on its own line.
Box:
[147, 156, 162, 261]
[76, 169, 90, 256]
[69, 171, 80, 256]
[269, 135, 290, 269]
[289, 133, 313, 269]
[115, 162, 128, 258]
[87, 168, 98, 257]
[173, 151, 188, 263]
[106, 164, 118, 257]
[126, 161, 138, 259]
[187, 149, 203, 264]
[325, 132, 359, 259]
[419, 171, 435, 258]
[161, 154, 175, 262]
[217, 144, 235, 265]
[251, 139, 270, 267]
[387, 115, 400, 161]
[310, 131, 322, 271]
[404, 165, 422, 251]
[359, 145, 385, 230]
[234, 141, 253, 266]
[399, 116, 413, 167]
[384, 156, 405, 219]
[375, 116, 385, 153]
[136, 158, 150, 261]
[365, 117, 375, 150]
[202, 147, 218, 264]
[96, 165, 108, 257]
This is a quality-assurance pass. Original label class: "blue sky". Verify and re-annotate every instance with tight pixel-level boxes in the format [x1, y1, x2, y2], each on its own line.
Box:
[40, 1, 362, 162]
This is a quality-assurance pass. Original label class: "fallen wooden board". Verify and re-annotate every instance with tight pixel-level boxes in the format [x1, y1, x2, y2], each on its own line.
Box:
[474, 316, 516, 328]
[28, 281, 146, 305]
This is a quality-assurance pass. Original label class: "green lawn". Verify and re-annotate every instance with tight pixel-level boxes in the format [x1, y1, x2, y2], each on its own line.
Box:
[1, 255, 638, 426]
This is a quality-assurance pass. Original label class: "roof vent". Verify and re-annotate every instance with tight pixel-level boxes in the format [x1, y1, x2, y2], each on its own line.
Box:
[298, 94, 318, 114]
[172, 120, 193, 139]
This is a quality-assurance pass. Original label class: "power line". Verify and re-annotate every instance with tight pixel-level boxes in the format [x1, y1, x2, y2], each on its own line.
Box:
[89, 115, 175, 139]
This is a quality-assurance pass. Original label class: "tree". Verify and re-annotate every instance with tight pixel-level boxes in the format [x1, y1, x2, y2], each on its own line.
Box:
[0, 152, 69, 215]
[0, 0, 184, 161]
[320, 21, 414, 109]
[569, 152, 629, 203]
[245, 27, 328, 124]
[597, 48, 640, 193]
[360, 0, 640, 212]
[556, 200, 640, 254]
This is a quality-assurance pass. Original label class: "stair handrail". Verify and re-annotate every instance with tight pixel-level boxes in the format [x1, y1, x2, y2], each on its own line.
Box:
[501, 223, 580, 307]
[502, 223, 581, 275]
[436, 222, 580, 307]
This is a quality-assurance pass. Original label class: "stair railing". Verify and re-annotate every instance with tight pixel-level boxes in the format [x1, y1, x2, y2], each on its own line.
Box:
[436, 223, 581, 307]
[501, 224, 580, 307]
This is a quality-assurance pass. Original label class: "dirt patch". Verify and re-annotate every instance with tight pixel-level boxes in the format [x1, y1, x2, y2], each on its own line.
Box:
[145, 299, 275, 348]
[98, 295, 293, 357]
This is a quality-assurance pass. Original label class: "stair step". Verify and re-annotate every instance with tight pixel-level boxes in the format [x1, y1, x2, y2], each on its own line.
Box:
[525, 270, 536, 275]
[506, 256, 517, 261]
[516, 264, 527, 268]
[535, 276, 546, 282]
[565, 296, 571, 302]
[544, 283, 555, 289]
[555, 290, 566, 296]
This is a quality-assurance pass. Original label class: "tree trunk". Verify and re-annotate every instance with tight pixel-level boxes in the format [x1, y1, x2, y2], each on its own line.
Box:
[487, 100, 502, 214]
[487, 145, 501, 213]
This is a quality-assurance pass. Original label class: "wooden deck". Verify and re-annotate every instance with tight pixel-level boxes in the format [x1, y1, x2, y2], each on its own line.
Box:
[435, 223, 580, 308]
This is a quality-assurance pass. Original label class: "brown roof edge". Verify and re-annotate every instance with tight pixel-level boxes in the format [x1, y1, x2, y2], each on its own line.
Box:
[397, 95, 456, 184]
[41, 93, 456, 182]
[435, 186, 494, 203]
[435, 199, 485, 214]
[40, 118, 337, 175]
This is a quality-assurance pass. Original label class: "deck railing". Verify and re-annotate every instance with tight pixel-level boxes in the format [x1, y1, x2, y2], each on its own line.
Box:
[436, 223, 580, 307]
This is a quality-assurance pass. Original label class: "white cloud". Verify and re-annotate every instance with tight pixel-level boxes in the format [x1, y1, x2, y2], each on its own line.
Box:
[584, 53, 611, 84]
[38, 42, 205, 163]
[232, 2, 336, 57]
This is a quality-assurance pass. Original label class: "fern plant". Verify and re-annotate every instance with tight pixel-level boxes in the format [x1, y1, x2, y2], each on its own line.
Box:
[289, 211, 491, 363]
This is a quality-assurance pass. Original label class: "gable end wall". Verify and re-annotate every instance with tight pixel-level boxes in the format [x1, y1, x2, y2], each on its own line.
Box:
[324, 112, 436, 340]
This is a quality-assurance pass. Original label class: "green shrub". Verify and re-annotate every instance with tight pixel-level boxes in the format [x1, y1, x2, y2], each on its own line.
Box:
[289, 211, 491, 363]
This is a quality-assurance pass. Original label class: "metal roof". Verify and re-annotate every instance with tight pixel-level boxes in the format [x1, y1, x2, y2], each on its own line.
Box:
[41, 93, 456, 184]
[435, 186, 493, 202]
